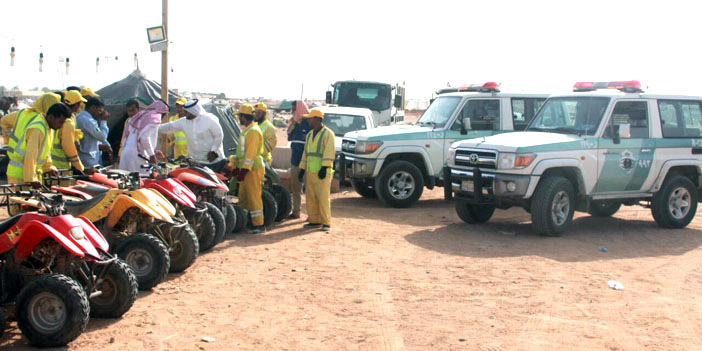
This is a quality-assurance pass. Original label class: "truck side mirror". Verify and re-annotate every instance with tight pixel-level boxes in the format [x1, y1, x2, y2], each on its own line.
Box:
[325, 91, 332, 104]
[394, 95, 403, 108]
[461, 118, 471, 135]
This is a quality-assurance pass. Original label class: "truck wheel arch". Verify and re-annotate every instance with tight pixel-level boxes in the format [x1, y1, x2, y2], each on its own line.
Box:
[530, 160, 587, 198]
[378, 148, 433, 186]
[649, 160, 702, 193]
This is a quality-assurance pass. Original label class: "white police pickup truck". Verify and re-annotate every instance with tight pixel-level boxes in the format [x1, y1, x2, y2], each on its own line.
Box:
[448, 81, 702, 236]
[339, 83, 547, 207]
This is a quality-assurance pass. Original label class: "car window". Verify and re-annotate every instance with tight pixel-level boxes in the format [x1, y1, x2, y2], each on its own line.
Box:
[511, 98, 545, 131]
[605, 101, 649, 138]
[452, 99, 500, 131]
[658, 100, 702, 137]
[324, 113, 368, 136]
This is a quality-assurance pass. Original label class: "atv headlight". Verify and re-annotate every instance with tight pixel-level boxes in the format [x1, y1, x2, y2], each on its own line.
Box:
[69, 227, 85, 240]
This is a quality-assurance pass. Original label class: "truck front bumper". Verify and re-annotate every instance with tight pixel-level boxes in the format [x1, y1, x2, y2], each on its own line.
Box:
[338, 153, 377, 179]
[450, 167, 531, 204]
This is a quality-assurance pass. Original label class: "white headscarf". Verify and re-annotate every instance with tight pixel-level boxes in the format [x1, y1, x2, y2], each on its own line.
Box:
[184, 100, 205, 117]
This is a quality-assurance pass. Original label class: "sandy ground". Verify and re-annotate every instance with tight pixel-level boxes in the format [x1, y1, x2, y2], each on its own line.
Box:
[1, 186, 702, 350]
[3, 111, 702, 350]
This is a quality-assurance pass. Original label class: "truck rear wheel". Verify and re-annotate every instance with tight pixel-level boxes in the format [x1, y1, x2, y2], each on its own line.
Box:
[375, 161, 424, 208]
[455, 201, 495, 224]
[651, 175, 698, 229]
[351, 179, 377, 198]
[530, 176, 574, 236]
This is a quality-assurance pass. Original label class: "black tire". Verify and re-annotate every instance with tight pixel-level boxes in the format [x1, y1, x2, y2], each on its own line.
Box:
[232, 205, 246, 233]
[214, 197, 237, 234]
[530, 176, 575, 237]
[589, 201, 621, 217]
[115, 233, 170, 290]
[374, 160, 425, 208]
[651, 175, 698, 229]
[168, 223, 199, 273]
[454, 201, 495, 224]
[89, 259, 138, 318]
[185, 203, 216, 251]
[15, 274, 89, 347]
[271, 184, 293, 222]
[351, 179, 377, 198]
[262, 189, 278, 228]
[203, 202, 225, 249]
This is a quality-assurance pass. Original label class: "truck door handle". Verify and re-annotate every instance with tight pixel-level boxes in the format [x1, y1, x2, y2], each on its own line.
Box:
[603, 151, 619, 155]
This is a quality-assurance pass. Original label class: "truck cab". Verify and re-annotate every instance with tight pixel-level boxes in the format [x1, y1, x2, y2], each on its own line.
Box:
[340, 82, 548, 207]
[326, 80, 405, 126]
[448, 80, 702, 236]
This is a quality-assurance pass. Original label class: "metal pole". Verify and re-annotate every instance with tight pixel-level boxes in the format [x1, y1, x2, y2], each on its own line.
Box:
[161, 0, 169, 104]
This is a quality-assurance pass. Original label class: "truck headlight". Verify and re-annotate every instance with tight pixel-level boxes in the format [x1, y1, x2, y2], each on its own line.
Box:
[355, 141, 383, 154]
[498, 153, 535, 169]
[448, 147, 457, 166]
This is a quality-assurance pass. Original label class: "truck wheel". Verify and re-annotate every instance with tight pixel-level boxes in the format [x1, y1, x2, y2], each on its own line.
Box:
[232, 205, 246, 233]
[530, 176, 574, 236]
[15, 274, 89, 347]
[115, 233, 170, 290]
[168, 224, 199, 273]
[204, 202, 226, 247]
[351, 179, 377, 198]
[270, 184, 293, 222]
[651, 175, 698, 229]
[588, 201, 621, 217]
[89, 259, 138, 318]
[375, 160, 425, 208]
[455, 201, 495, 224]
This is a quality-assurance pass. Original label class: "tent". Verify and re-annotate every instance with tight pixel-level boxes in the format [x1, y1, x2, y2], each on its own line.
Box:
[96, 70, 179, 105]
[274, 100, 294, 112]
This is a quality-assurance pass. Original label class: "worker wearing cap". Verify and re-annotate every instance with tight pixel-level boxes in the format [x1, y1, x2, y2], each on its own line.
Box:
[229, 104, 266, 233]
[253, 102, 277, 166]
[7, 103, 71, 188]
[167, 97, 189, 158]
[297, 108, 335, 231]
[51, 90, 89, 173]
[1, 93, 62, 145]
[77, 87, 100, 114]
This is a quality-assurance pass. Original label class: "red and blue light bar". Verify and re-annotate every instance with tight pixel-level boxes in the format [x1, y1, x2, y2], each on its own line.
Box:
[458, 82, 501, 92]
[573, 80, 643, 93]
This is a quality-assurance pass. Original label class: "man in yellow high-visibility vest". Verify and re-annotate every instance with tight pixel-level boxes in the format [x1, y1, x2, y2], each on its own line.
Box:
[7, 103, 71, 188]
[168, 97, 189, 158]
[229, 104, 266, 233]
[253, 102, 277, 166]
[51, 90, 90, 173]
[1, 93, 61, 145]
[298, 108, 335, 232]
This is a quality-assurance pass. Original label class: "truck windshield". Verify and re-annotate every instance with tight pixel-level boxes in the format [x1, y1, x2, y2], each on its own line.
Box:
[333, 82, 391, 111]
[527, 97, 610, 136]
[324, 114, 368, 137]
[417, 96, 461, 128]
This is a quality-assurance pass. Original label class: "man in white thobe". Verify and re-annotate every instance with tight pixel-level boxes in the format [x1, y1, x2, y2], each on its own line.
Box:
[157, 99, 225, 162]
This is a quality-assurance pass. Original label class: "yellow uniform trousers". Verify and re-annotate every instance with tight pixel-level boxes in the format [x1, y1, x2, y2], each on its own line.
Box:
[239, 168, 265, 226]
[305, 172, 332, 226]
[173, 144, 188, 158]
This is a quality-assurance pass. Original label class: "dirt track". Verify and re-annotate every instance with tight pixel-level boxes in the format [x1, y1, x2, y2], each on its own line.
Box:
[1, 185, 702, 350]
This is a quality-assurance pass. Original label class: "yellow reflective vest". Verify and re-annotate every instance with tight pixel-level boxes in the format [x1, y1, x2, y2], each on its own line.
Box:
[258, 119, 277, 164]
[7, 113, 53, 181]
[300, 126, 335, 174]
[169, 114, 187, 146]
[235, 123, 264, 170]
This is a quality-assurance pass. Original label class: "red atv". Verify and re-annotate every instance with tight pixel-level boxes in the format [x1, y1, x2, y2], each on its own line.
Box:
[0, 188, 137, 347]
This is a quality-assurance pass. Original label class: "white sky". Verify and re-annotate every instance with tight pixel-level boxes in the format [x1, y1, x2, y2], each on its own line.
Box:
[1, 0, 701, 100]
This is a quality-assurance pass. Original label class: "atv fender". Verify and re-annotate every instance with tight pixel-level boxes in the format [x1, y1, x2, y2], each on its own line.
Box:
[139, 189, 176, 216]
[14, 220, 85, 260]
[76, 216, 109, 252]
[176, 172, 226, 190]
[170, 178, 197, 202]
[142, 181, 195, 208]
[51, 186, 92, 200]
[106, 194, 173, 229]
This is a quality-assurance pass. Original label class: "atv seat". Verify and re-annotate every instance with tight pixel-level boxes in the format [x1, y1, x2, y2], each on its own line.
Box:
[75, 183, 110, 197]
[64, 192, 109, 216]
[0, 214, 22, 234]
[200, 159, 228, 173]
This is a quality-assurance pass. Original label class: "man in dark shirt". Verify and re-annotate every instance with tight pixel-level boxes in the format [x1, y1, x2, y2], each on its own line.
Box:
[287, 100, 311, 219]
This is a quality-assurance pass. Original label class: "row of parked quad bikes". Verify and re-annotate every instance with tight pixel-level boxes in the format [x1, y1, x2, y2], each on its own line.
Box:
[0, 156, 292, 347]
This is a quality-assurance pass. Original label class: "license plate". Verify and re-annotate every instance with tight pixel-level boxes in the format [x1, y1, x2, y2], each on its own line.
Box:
[461, 180, 474, 192]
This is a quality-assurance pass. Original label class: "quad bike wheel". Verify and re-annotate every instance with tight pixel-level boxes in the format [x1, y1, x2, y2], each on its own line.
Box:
[168, 222, 199, 272]
[15, 274, 90, 347]
[203, 203, 225, 249]
[89, 259, 138, 318]
[115, 233, 170, 290]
